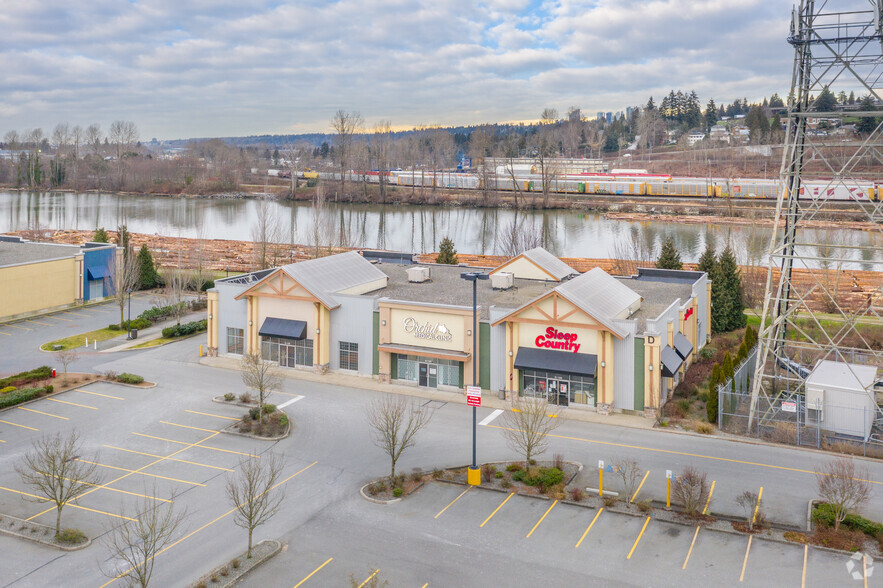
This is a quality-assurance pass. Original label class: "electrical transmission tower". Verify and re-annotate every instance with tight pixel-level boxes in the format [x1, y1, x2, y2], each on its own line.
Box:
[748, 0, 883, 438]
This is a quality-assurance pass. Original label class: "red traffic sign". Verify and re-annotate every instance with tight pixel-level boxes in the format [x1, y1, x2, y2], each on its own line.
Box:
[466, 386, 481, 407]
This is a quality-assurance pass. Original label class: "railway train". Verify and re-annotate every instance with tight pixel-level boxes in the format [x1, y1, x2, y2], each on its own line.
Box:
[309, 170, 881, 202]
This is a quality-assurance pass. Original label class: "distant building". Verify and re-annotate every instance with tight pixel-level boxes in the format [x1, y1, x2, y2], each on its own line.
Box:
[597, 112, 605, 121]
[687, 131, 706, 146]
[626, 106, 634, 119]
[606, 112, 613, 124]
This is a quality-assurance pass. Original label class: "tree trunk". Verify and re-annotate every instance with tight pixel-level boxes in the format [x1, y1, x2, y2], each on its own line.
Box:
[56, 506, 62, 535]
[248, 527, 253, 558]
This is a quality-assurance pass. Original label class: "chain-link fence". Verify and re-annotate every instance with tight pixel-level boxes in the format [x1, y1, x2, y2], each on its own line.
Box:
[717, 347, 883, 456]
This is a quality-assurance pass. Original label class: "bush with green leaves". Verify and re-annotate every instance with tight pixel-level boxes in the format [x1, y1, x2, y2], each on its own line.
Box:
[161, 319, 207, 338]
[0, 366, 52, 389]
[116, 373, 144, 385]
[0, 386, 17, 394]
[0, 386, 52, 409]
[813, 503, 883, 537]
[512, 466, 564, 490]
[55, 528, 86, 544]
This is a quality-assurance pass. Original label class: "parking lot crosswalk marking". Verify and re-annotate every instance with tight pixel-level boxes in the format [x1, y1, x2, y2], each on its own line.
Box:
[293, 557, 333, 588]
[627, 516, 651, 559]
[703, 480, 715, 514]
[434, 488, 471, 519]
[98, 461, 318, 588]
[47, 397, 98, 410]
[480, 492, 514, 527]
[0, 419, 38, 431]
[357, 570, 380, 588]
[103, 445, 233, 471]
[17, 407, 69, 420]
[575, 508, 603, 549]
[185, 409, 239, 421]
[132, 432, 259, 457]
[739, 535, 753, 582]
[682, 526, 701, 569]
[160, 421, 217, 433]
[478, 409, 504, 426]
[526, 500, 558, 538]
[76, 389, 124, 400]
[631, 470, 650, 503]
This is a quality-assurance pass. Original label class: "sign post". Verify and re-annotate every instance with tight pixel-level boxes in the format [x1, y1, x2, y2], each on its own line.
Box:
[666, 470, 672, 508]
[598, 460, 604, 497]
[461, 271, 489, 487]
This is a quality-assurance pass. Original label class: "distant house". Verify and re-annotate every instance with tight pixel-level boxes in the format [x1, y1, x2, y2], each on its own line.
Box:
[709, 125, 730, 143]
[687, 131, 706, 146]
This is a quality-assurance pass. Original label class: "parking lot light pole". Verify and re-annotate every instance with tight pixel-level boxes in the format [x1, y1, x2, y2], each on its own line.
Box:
[460, 271, 489, 486]
[126, 288, 133, 339]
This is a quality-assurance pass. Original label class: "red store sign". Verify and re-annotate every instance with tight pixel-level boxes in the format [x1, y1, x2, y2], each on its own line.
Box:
[535, 327, 581, 353]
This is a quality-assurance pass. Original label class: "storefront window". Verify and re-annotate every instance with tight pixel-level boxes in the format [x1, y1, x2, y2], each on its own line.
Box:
[339, 341, 359, 371]
[520, 369, 595, 406]
[261, 336, 313, 367]
[396, 355, 460, 388]
[226, 327, 244, 355]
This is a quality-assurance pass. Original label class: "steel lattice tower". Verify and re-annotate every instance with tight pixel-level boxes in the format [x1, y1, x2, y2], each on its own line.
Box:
[748, 0, 883, 433]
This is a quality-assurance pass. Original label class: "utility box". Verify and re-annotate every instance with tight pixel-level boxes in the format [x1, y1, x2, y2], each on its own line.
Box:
[406, 267, 430, 283]
[804, 360, 878, 441]
[490, 272, 514, 290]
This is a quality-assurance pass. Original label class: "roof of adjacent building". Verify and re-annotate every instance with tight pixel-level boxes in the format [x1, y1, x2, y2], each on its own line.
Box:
[281, 250, 388, 308]
[807, 360, 878, 391]
[520, 247, 578, 280]
[0, 240, 81, 267]
[616, 276, 694, 330]
[558, 268, 642, 320]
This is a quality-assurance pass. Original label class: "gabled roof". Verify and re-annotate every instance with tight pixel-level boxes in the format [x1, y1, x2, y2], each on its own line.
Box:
[490, 246, 577, 281]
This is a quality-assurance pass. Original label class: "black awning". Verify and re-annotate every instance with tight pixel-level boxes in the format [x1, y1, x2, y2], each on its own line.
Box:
[673, 332, 693, 361]
[514, 347, 597, 378]
[258, 317, 307, 340]
[660, 345, 683, 378]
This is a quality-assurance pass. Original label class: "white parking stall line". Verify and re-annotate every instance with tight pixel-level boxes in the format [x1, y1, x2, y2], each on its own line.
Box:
[276, 395, 305, 409]
[479, 409, 504, 426]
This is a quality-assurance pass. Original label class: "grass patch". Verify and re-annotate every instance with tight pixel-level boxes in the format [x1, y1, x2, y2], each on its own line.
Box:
[41, 327, 124, 351]
[129, 331, 204, 349]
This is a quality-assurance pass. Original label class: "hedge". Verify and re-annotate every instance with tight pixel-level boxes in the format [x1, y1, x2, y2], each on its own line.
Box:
[0, 366, 52, 389]
[138, 302, 188, 323]
[813, 503, 883, 537]
[117, 373, 144, 385]
[108, 318, 152, 331]
[162, 319, 208, 339]
[0, 385, 53, 409]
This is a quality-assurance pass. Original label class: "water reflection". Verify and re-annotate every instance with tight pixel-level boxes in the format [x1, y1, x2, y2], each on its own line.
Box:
[0, 191, 879, 269]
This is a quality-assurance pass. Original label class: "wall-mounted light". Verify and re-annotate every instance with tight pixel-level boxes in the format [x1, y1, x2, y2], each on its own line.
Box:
[208, 313, 213, 320]
[467, 330, 472, 336]
[600, 361, 606, 368]
[248, 320, 253, 326]
[648, 364, 653, 371]
[508, 350, 513, 357]
[316, 328, 321, 334]
[381, 320, 386, 326]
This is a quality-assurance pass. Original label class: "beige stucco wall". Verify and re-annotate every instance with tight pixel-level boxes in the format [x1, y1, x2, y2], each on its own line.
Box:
[388, 307, 467, 352]
[0, 258, 80, 320]
[516, 323, 599, 356]
[258, 297, 317, 333]
[493, 257, 555, 281]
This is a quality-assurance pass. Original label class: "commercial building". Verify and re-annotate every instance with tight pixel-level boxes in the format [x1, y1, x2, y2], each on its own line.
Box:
[207, 247, 709, 417]
[0, 236, 119, 321]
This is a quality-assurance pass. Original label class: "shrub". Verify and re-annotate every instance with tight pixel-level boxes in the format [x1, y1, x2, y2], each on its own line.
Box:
[495, 471, 503, 479]
[481, 463, 496, 483]
[138, 302, 187, 323]
[223, 393, 235, 401]
[813, 503, 883, 537]
[0, 386, 16, 394]
[161, 319, 208, 338]
[262, 403, 276, 414]
[248, 407, 261, 420]
[699, 346, 717, 360]
[636, 499, 653, 513]
[549, 483, 566, 500]
[432, 468, 443, 479]
[695, 422, 713, 435]
[238, 392, 253, 404]
[0, 366, 51, 389]
[528, 459, 537, 466]
[277, 413, 289, 427]
[500, 479, 511, 489]
[410, 471, 423, 483]
[107, 323, 121, 331]
[232, 559, 240, 569]
[506, 463, 523, 473]
[56, 528, 86, 544]
[0, 386, 49, 409]
[603, 495, 617, 507]
[569, 487, 585, 501]
[393, 487, 403, 498]
[220, 567, 229, 577]
[117, 373, 144, 384]
[553, 453, 565, 470]
[514, 467, 564, 491]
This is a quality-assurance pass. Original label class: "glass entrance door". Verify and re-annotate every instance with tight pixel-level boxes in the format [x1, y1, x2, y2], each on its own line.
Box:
[418, 363, 438, 388]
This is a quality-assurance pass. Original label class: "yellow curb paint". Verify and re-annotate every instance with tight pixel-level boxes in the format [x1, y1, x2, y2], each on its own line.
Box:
[293, 557, 333, 588]
[575, 508, 603, 549]
[631, 470, 650, 503]
[683, 526, 700, 569]
[526, 500, 558, 538]
[739, 535, 753, 582]
[435, 488, 470, 519]
[801, 544, 807, 588]
[480, 493, 513, 528]
[627, 517, 651, 559]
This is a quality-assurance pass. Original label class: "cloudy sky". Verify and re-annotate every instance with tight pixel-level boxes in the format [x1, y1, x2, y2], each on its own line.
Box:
[0, 0, 798, 140]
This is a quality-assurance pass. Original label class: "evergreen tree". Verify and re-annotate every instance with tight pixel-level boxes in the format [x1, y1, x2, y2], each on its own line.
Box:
[736, 341, 748, 364]
[857, 96, 878, 136]
[718, 245, 747, 330]
[645, 97, 656, 111]
[722, 351, 734, 382]
[814, 86, 838, 112]
[704, 99, 718, 131]
[707, 363, 721, 423]
[769, 93, 785, 108]
[136, 244, 161, 290]
[696, 242, 717, 276]
[93, 227, 109, 243]
[436, 237, 458, 265]
[848, 91, 856, 105]
[656, 236, 683, 270]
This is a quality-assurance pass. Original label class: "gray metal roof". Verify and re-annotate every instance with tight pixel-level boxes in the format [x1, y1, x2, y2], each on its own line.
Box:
[807, 360, 878, 391]
[521, 247, 578, 280]
[0, 240, 80, 267]
[554, 268, 642, 335]
[281, 251, 388, 309]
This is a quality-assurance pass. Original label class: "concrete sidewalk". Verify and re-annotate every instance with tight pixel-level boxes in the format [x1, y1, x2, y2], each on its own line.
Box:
[198, 355, 656, 430]
[102, 311, 206, 352]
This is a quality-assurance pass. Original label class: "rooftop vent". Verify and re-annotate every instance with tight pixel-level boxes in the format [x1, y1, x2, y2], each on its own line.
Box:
[490, 272, 514, 290]
[407, 266, 430, 283]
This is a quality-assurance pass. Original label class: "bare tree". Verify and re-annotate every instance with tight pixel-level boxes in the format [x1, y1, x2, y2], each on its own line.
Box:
[331, 110, 363, 198]
[372, 121, 392, 203]
[154, 269, 189, 326]
[109, 120, 139, 189]
[672, 465, 711, 517]
[613, 458, 643, 504]
[111, 247, 140, 328]
[87, 123, 105, 189]
[498, 215, 542, 258]
[226, 453, 285, 558]
[14, 430, 102, 536]
[735, 490, 760, 531]
[70, 125, 84, 190]
[251, 198, 283, 269]
[240, 353, 282, 422]
[501, 396, 559, 463]
[309, 185, 338, 257]
[366, 395, 434, 483]
[55, 348, 80, 375]
[102, 489, 186, 588]
[815, 456, 872, 532]
[611, 226, 656, 276]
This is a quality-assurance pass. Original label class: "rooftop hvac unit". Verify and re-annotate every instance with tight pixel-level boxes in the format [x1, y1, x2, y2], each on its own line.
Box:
[407, 267, 430, 283]
[490, 272, 514, 290]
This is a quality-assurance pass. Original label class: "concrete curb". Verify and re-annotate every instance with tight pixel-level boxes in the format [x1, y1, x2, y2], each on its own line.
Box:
[220, 410, 291, 441]
[190, 539, 282, 588]
[212, 396, 256, 409]
[0, 514, 91, 551]
[359, 482, 402, 505]
[0, 376, 156, 415]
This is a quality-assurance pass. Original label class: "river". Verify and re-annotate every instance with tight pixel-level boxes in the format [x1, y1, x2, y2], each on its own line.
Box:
[0, 191, 879, 269]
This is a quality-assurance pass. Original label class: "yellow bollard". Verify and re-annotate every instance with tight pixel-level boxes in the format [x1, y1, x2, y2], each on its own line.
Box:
[666, 470, 672, 508]
[598, 460, 604, 497]
[200, 344, 203, 357]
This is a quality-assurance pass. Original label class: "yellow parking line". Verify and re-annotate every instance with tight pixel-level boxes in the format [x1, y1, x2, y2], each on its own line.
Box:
[0, 439, 5, 442]
[46, 397, 98, 410]
[0, 486, 135, 521]
[739, 535, 753, 582]
[575, 508, 603, 548]
[184, 409, 239, 421]
[703, 480, 715, 514]
[47, 315, 73, 322]
[26, 320, 52, 326]
[434, 488, 470, 519]
[801, 544, 807, 588]
[98, 461, 317, 588]
[75, 460, 205, 487]
[480, 493, 513, 527]
[160, 421, 217, 433]
[683, 526, 701, 569]
[64, 504, 137, 522]
[627, 517, 651, 559]
[293, 557, 333, 588]
[76, 389, 124, 400]
[0, 331, 11, 336]
[752, 487, 763, 525]
[0, 419, 38, 431]
[4, 323, 30, 331]
[103, 445, 233, 471]
[132, 432, 257, 457]
[53, 476, 173, 502]
[631, 470, 650, 503]
[17, 407, 68, 420]
[526, 500, 558, 538]
[357, 570, 379, 588]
